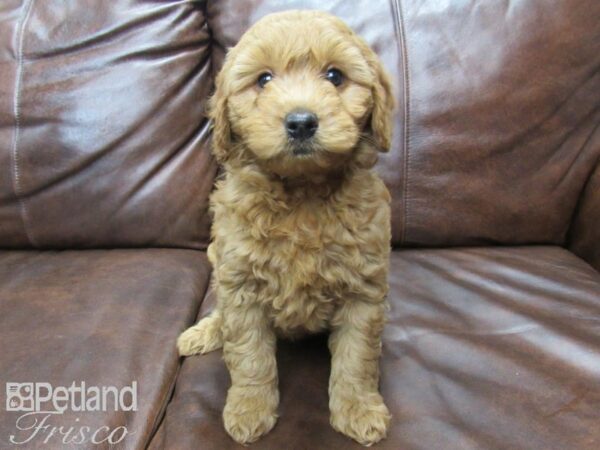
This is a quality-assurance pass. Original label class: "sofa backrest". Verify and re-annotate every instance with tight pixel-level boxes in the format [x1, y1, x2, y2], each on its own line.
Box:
[0, 0, 215, 249]
[1, 0, 598, 250]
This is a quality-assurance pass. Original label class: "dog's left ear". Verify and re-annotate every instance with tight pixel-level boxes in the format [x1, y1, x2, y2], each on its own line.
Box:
[370, 59, 394, 152]
[355, 37, 395, 152]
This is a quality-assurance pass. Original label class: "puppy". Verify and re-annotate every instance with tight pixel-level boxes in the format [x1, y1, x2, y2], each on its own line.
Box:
[178, 10, 393, 446]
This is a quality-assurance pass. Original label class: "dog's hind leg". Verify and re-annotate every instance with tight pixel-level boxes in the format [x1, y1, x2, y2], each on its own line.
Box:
[177, 308, 223, 356]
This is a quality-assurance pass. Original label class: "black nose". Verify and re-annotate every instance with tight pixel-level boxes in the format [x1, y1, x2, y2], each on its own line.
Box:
[285, 109, 318, 140]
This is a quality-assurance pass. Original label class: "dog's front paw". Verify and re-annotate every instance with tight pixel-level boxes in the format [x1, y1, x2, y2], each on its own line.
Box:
[177, 315, 223, 356]
[223, 385, 278, 444]
[330, 391, 391, 446]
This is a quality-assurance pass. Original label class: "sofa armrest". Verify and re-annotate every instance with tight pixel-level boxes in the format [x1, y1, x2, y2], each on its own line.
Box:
[569, 161, 600, 272]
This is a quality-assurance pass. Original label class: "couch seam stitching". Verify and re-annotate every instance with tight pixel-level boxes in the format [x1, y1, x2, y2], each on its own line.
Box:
[395, 0, 410, 245]
[11, 0, 37, 247]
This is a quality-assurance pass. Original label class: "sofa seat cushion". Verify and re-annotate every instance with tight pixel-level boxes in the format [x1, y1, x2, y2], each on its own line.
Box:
[150, 246, 600, 450]
[0, 249, 210, 449]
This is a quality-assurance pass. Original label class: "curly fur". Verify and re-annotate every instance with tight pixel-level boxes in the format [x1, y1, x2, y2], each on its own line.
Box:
[177, 10, 394, 446]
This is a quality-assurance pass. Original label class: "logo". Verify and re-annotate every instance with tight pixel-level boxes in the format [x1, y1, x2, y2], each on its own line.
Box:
[5, 381, 137, 446]
[6, 383, 34, 412]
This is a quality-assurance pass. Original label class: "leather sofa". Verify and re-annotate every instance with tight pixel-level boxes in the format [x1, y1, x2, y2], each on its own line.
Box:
[1, 1, 598, 449]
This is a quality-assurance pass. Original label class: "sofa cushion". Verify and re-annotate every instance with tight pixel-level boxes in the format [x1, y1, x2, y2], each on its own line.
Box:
[150, 246, 600, 450]
[0, 249, 210, 449]
[0, 0, 215, 249]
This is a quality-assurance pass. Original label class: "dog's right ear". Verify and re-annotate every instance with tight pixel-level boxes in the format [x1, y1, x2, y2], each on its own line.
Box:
[208, 69, 232, 163]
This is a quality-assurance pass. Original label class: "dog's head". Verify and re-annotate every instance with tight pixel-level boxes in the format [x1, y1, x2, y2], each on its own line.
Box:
[210, 10, 394, 178]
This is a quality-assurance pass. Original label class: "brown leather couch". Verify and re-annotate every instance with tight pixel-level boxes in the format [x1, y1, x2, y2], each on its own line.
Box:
[1, 1, 599, 449]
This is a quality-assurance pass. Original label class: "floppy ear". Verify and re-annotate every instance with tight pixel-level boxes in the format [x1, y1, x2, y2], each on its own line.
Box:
[208, 69, 232, 163]
[369, 59, 394, 152]
[353, 37, 394, 152]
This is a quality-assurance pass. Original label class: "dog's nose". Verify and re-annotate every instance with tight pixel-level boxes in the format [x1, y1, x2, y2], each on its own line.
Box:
[285, 109, 318, 140]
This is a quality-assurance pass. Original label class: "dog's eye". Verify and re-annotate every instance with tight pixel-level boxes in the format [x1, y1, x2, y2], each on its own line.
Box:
[325, 68, 344, 86]
[257, 72, 273, 88]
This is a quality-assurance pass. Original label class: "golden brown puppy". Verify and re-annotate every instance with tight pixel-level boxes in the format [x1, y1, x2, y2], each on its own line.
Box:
[178, 10, 393, 446]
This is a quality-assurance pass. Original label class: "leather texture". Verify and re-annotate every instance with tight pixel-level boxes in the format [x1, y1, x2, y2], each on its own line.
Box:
[395, 0, 600, 247]
[569, 160, 600, 271]
[1, 0, 598, 250]
[0, 0, 216, 249]
[152, 247, 600, 450]
[0, 249, 210, 449]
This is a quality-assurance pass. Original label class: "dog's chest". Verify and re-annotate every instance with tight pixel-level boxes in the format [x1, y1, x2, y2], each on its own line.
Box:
[253, 201, 360, 334]
[212, 170, 390, 336]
